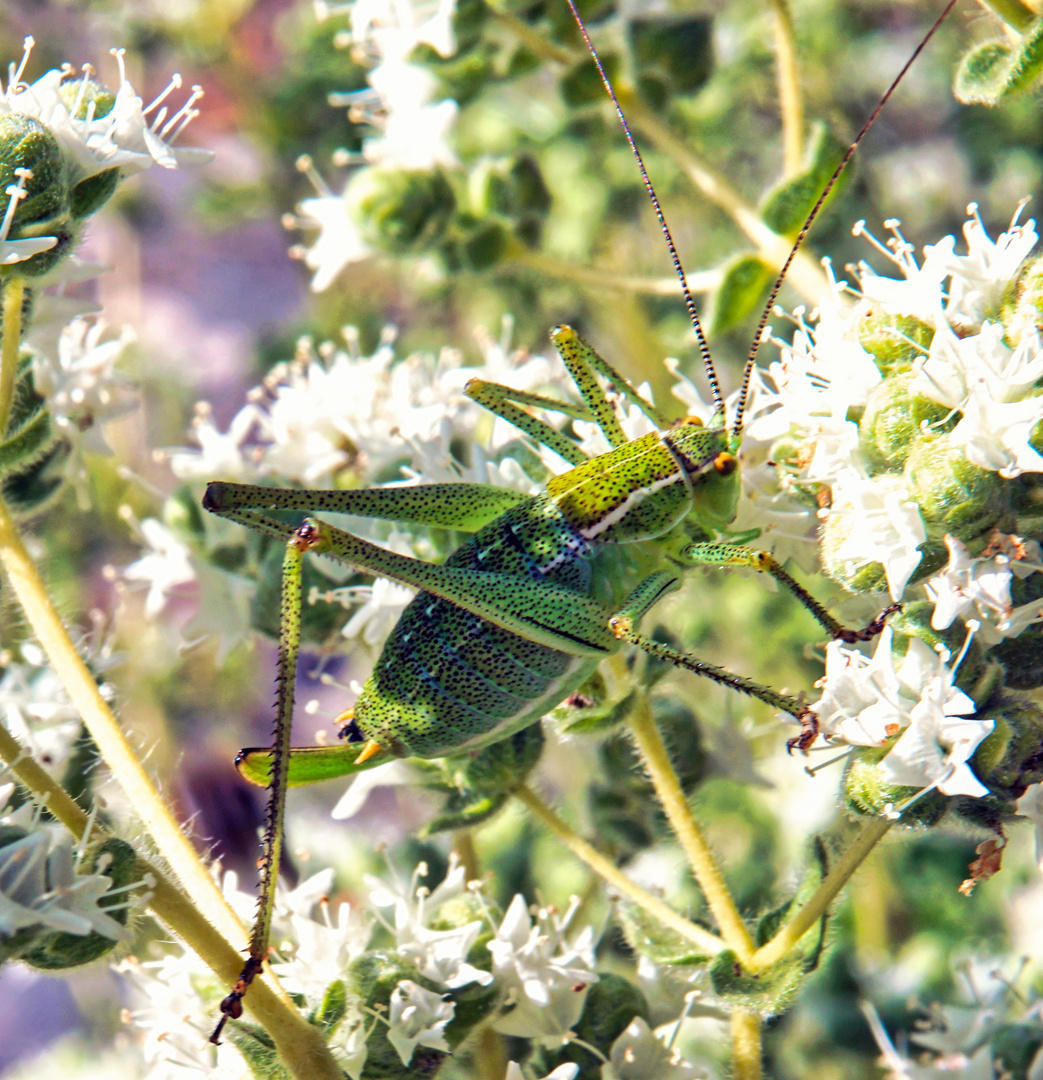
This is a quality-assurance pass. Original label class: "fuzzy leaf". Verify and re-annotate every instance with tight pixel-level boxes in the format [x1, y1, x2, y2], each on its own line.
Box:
[759, 122, 850, 236]
[707, 254, 774, 339]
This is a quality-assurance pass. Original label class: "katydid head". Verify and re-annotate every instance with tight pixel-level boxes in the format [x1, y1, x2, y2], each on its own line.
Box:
[663, 417, 742, 530]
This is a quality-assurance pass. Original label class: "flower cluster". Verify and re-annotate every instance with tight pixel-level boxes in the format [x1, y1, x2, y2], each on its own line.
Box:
[288, 0, 461, 289]
[1, 36, 209, 275]
[116, 857, 709, 1079]
[153, 320, 568, 650]
[743, 206, 1043, 829]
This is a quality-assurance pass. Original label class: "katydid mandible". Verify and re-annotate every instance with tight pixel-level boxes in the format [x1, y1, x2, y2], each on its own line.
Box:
[204, 0, 959, 1040]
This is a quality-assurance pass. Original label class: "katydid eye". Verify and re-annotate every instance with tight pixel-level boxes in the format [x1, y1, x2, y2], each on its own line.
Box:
[714, 452, 737, 476]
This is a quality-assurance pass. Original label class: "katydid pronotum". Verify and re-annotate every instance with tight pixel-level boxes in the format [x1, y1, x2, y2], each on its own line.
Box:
[204, 0, 959, 1041]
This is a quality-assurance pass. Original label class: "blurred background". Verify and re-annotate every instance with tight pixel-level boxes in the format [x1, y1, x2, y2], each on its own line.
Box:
[2, 0, 1043, 1075]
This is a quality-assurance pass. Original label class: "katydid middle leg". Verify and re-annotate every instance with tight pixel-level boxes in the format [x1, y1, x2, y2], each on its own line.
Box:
[677, 542, 900, 643]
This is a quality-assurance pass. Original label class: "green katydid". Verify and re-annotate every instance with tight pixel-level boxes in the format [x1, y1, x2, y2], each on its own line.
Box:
[204, 0, 958, 1041]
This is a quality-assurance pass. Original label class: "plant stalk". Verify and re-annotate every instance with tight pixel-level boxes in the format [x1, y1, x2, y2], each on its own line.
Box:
[626, 694, 755, 959]
[0, 276, 25, 436]
[747, 816, 894, 972]
[731, 1008, 763, 1080]
[768, 0, 804, 174]
[513, 782, 726, 957]
[0, 723, 343, 1080]
[981, 0, 1037, 33]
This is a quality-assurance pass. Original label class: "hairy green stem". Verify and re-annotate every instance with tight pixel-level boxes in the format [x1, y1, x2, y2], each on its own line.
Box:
[768, 0, 804, 174]
[731, 1009, 763, 1080]
[619, 92, 831, 304]
[747, 816, 894, 972]
[0, 495, 343, 1079]
[0, 276, 25, 437]
[506, 246, 720, 297]
[513, 782, 726, 957]
[0, 723, 342, 1080]
[488, 4, 831, 305]
[980, 0, 1037, 33]
[626, 694, 755, 959]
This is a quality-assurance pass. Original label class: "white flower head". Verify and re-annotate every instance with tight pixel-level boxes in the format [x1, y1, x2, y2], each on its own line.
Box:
[122, 516, 197, 618]
[386, 978, 454, 1065]
[811, 627, 991, 800]
[489, 894, 598, 1044]
[32, 315, 137, 455]
[2, 36, 211, 184]
[602, 1017, 701, 1080]
[0, 825, 130, 940]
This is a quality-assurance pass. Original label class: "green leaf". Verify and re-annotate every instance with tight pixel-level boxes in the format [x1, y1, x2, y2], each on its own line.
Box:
[954, 21, 1043, 104]
[706, 254, 773, 339]
[759, 122, 850, 237]
[615, 898, 713, 967]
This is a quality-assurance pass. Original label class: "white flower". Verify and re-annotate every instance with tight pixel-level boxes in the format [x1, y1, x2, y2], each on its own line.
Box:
[268, 869, 373, 1000]
[336, 0, 459, 61]
[386, 978, 454, 1065]
[119, 951, 249, 1078]
[941, 202, 1039, 326]
[362, 60, 458, 170]
[0, 167, 58, 266]
[0, 642, 89, 778]
[828, 471, 926, 601]
[2, 37, 211, 184]
[123, 517, 197, 618]
[949, 389, 1043, 479]
[928, 533, 1014, 630]
[290, 177, 372, 292]
[31, 315, 137, 455]
[167, 401, 264, 482]
[0, 825, 129, 940]
[601, 1017, 701, 1080]
[505, 1064, 580, 1080]
[488, 894, 598, 1043]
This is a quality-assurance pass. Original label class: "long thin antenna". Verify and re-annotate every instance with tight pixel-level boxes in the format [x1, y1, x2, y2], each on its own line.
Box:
[731, 0, 960, 437]
[563, 0, 725, 419]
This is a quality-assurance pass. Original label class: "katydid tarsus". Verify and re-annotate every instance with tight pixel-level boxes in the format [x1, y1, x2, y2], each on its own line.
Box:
[204, 0, 959, 1040]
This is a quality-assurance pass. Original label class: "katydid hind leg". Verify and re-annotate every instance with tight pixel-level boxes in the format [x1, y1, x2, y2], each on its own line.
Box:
[204, 479, 529, 532]
[212, 534, 305, 1042]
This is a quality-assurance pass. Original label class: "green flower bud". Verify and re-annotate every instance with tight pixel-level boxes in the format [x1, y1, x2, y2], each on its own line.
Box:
[859, 373, 951, 471]
[345, 167, 456, 255]
[903, 435, 1006, 542]
[0, 114, 75, 275]
[470, 154, 551, 233]
[58, 77, 117, 121]
[842, 747, 949, 826]
[439, 215, 509, 272]
[856, 309, 935, 376]
[967, 694, 1043, 799]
